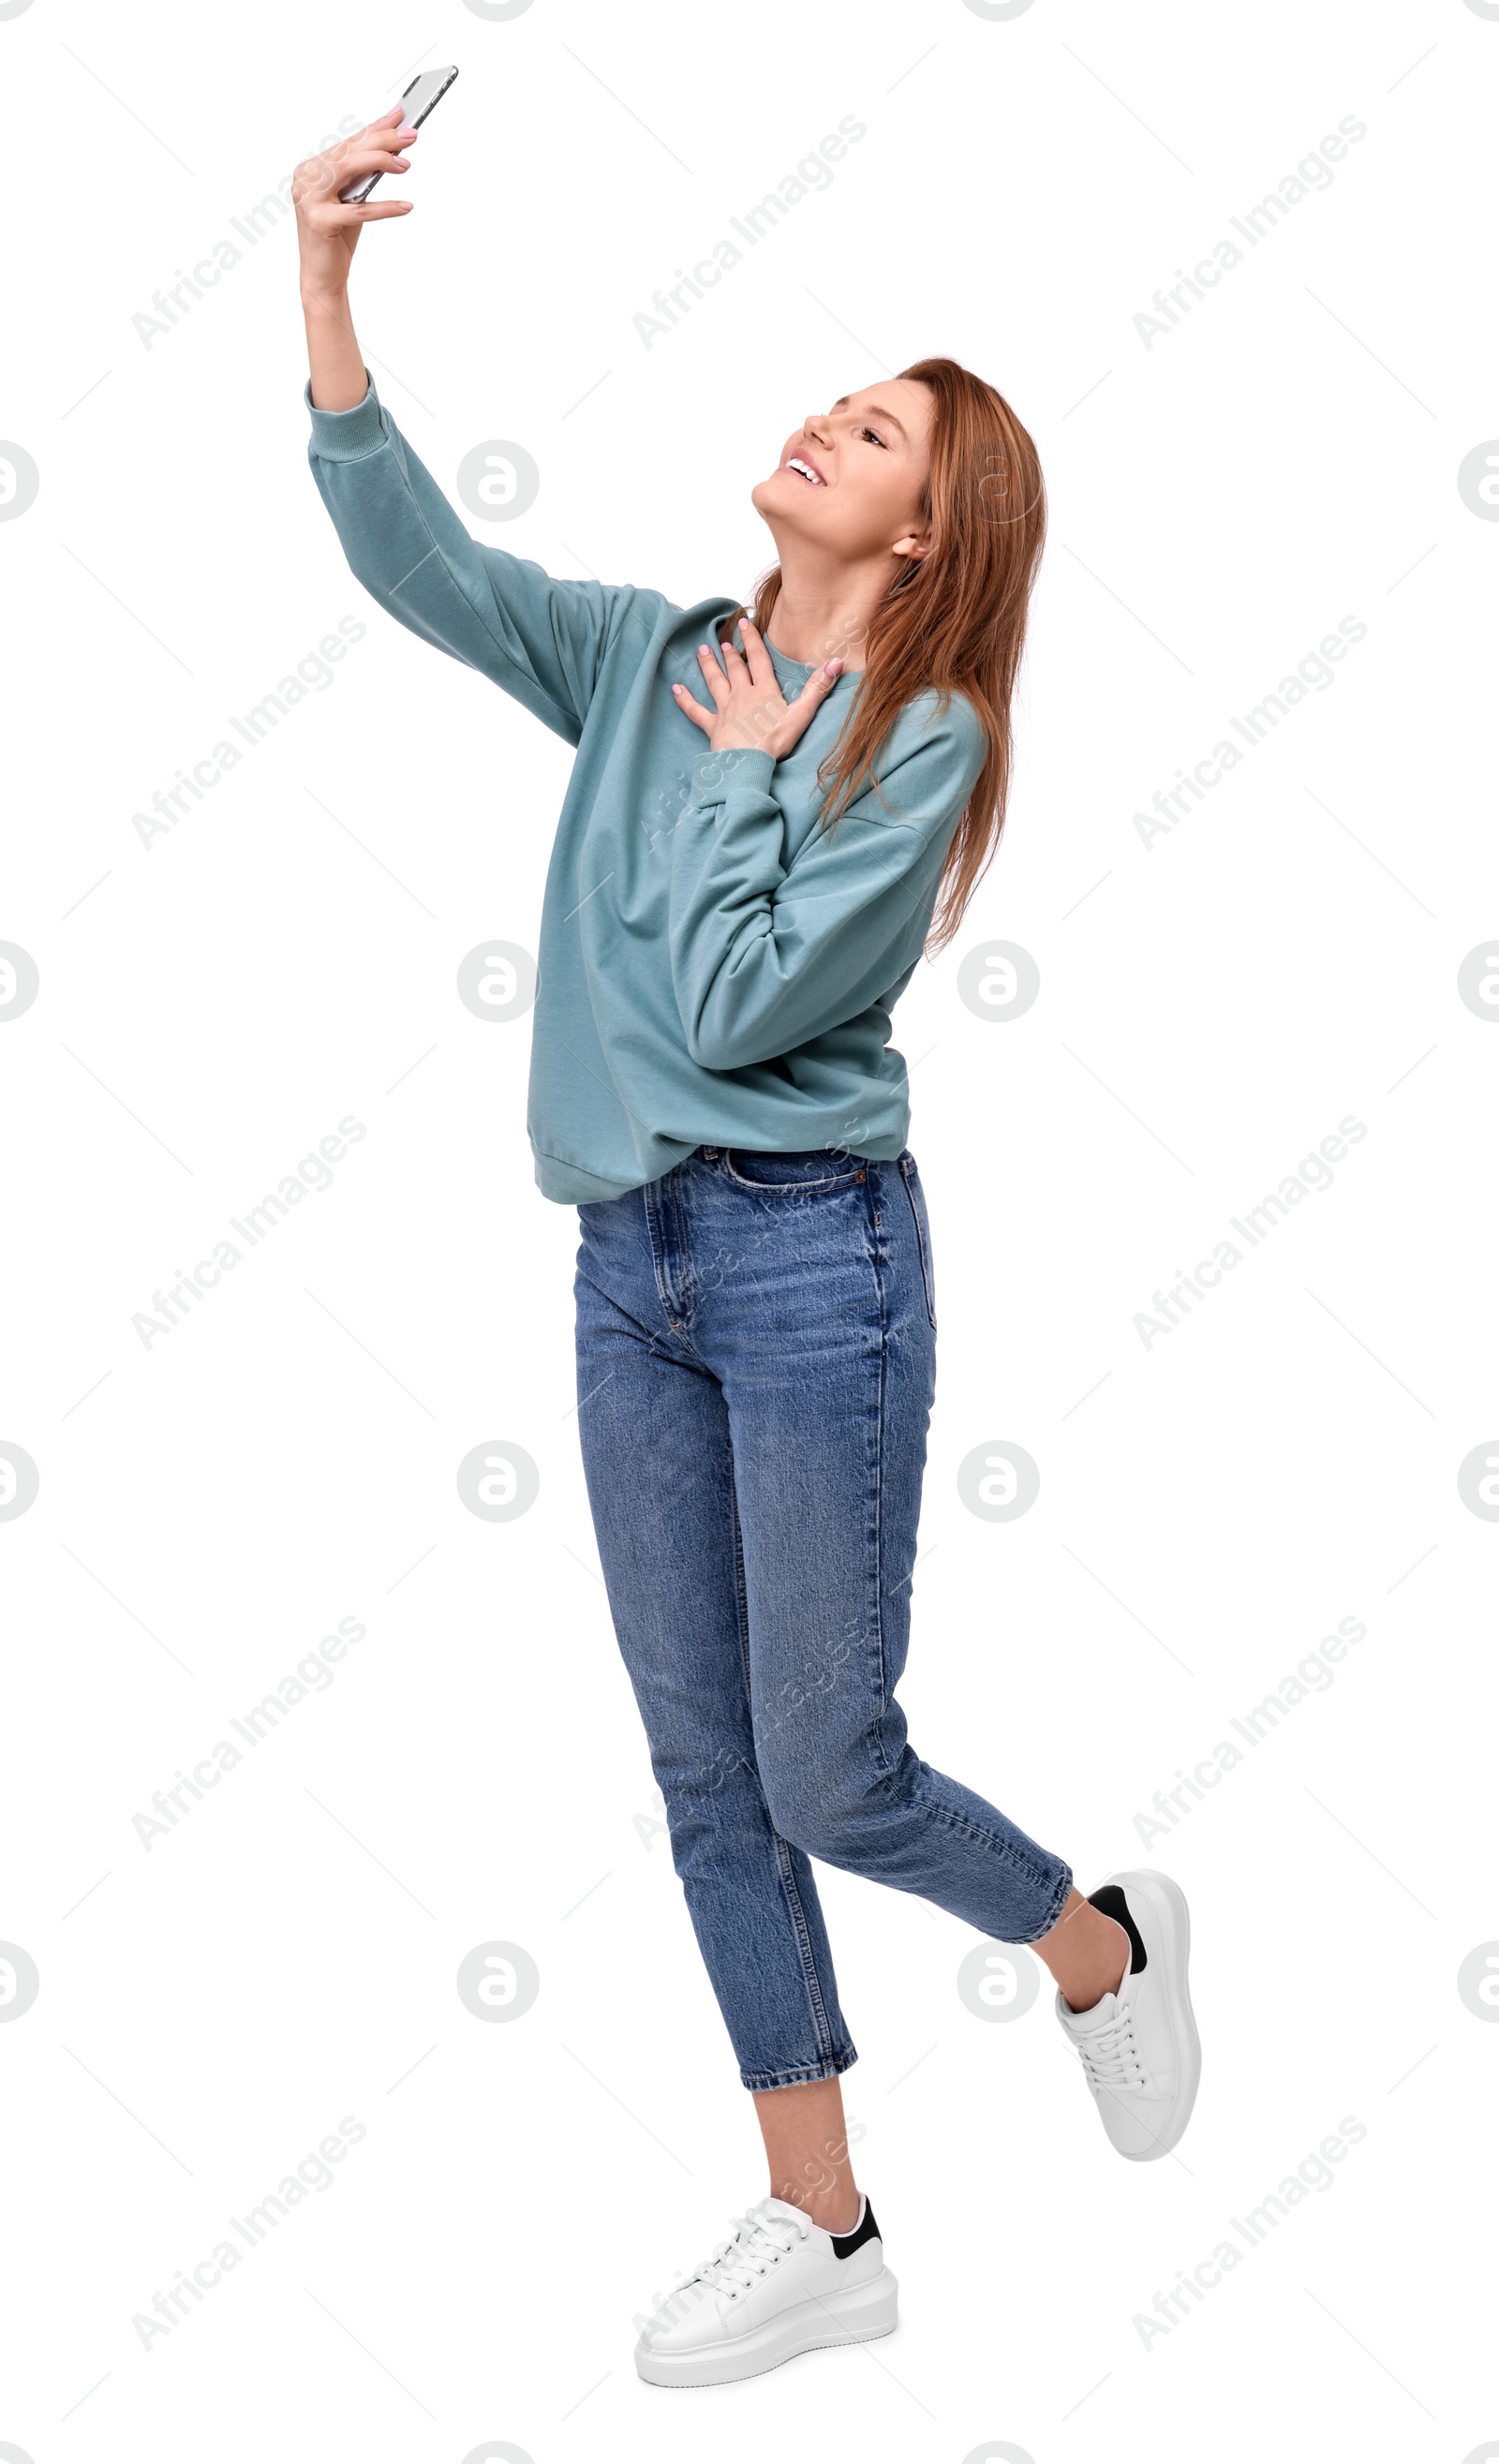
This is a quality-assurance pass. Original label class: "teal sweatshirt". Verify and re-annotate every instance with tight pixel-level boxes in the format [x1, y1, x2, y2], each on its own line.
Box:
[305, 376, 987, 1204]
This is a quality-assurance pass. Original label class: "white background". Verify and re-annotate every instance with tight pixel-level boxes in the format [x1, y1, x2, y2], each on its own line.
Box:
[3, 0, 1496, 2457]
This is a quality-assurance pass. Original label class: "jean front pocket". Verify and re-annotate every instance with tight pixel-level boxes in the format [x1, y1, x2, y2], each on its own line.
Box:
[898, 1151, 938, 1331]
[720, 1148, 868, 1195]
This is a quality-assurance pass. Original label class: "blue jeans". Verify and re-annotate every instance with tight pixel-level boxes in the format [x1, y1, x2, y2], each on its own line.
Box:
[573, 1145, 1073, 2090]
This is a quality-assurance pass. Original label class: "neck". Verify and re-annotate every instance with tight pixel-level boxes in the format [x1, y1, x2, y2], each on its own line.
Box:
[761, 543, 901, 673]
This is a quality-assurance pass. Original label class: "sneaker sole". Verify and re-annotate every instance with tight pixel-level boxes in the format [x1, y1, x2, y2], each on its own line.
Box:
[634, 2266, 899, 2387]
[1103, 1866, 1201, 2159]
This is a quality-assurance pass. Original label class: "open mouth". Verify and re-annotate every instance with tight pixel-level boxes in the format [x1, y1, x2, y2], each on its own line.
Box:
[782, 455, 824, 485]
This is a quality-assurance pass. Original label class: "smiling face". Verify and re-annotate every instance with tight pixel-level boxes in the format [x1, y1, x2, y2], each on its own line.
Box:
[750, 379, 936, 573]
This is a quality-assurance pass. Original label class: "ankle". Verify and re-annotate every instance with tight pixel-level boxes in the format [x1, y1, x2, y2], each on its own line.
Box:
[814, 2193, 863, 2236]
[1061, 1917, 1131, 2013]
[780, 2186, 861, 2236]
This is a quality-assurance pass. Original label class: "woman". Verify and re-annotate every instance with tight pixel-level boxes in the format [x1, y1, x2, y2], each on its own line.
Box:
[294, 108, 1200, 2389]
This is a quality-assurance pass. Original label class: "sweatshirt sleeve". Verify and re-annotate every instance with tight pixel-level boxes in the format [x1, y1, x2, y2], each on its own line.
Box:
[305, 374, 634, 745]
[667, 694, 987, 1073]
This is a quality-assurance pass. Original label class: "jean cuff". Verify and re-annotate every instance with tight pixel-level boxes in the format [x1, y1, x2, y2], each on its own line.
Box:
[739, 2041, 858, 2093]
[1017, 1859, 1075, 1945]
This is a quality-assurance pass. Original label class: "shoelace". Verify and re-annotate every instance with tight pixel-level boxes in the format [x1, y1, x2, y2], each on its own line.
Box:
[1074, 2000, 1150, 2094]
[672, 2200, 810, 2301]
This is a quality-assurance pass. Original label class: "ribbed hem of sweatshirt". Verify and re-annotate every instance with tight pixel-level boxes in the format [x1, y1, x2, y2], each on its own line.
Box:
[304, 373, 388, 461]
[688, 745, 776, 806]
[533, 1145, 645, 1204]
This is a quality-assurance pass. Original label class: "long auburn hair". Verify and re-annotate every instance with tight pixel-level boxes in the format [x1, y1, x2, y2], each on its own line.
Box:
[719, 357, 1046, 954]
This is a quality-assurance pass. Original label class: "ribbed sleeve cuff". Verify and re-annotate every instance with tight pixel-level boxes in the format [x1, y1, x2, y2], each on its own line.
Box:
[304, 373, 387, 461]
[688, 746, 777, 807]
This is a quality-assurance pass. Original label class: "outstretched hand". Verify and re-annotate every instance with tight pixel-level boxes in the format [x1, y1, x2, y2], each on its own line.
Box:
[671, 617, 843, 760]
[293, 107, 419, 302]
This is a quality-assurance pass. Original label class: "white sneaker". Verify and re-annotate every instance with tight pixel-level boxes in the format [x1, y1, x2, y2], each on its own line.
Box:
[1055, 1871, 1201, 2160]
[633, 2191, 898, 2387]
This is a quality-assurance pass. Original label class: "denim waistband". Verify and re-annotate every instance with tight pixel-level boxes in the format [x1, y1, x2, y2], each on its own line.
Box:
[670, 1143, 913, 1194]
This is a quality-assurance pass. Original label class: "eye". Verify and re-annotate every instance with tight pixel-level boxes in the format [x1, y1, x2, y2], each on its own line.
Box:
[856, 424, 888, 448]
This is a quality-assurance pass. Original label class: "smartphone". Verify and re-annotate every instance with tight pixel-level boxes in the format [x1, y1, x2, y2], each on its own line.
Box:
[338, 66, 458, 203]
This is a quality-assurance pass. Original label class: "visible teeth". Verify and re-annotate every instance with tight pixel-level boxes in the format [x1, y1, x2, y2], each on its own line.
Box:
[787, 457, 821, 483]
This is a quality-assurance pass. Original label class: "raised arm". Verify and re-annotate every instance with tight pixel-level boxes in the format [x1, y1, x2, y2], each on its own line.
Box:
[295, 107, 416, 413]
[292, 112, 640, 741]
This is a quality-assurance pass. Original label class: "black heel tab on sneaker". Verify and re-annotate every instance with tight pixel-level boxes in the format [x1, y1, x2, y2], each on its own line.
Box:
[831, 2199, 880, 2259]
[1089, 1883, 1147, 1973]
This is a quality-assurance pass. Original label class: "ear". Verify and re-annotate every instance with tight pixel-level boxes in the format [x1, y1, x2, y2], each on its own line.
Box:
[892, 527, 932, 562]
